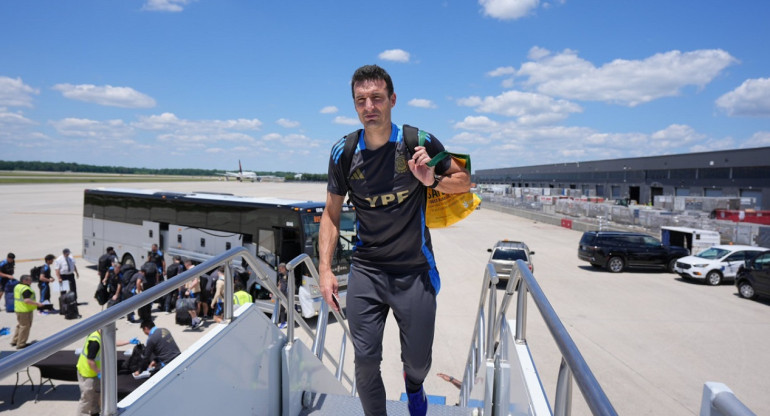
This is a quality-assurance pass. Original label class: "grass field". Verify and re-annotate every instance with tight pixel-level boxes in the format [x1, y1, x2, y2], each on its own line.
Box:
[0, 171, 219, 184]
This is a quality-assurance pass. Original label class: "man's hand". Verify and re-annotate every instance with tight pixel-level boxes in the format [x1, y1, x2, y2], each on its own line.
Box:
[319, 270, 339, 312]
[407, 145, 435, 186]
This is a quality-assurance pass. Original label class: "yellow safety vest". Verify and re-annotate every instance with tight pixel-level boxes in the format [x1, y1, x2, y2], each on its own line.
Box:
[233, 290, 253, 306]
[13, 283, 37, 313]
[77, 331, 102, 378]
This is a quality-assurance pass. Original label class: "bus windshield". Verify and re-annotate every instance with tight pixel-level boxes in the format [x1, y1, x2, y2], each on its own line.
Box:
[301, 210, 356, 274]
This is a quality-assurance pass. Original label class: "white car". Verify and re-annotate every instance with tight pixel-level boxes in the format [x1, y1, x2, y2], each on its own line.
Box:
[674, 245, 769, 286]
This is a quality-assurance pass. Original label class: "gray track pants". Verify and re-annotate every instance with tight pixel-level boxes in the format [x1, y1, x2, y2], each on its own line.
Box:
[347, 263, 437, 416]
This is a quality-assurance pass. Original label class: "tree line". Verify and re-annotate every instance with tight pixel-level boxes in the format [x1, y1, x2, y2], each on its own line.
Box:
[0, 160, 327, 181]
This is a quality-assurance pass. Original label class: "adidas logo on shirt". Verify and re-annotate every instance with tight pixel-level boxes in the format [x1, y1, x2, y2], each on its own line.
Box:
[351, 169, 365, 180]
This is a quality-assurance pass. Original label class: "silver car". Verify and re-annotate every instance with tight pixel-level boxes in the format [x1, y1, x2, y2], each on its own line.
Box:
[487, 240, 535, 281]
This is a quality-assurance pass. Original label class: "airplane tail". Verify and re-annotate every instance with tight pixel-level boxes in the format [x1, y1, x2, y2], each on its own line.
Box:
[239, 160, 243, 175]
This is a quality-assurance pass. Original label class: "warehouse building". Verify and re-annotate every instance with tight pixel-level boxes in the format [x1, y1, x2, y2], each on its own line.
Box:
[475, 146, 770, 210]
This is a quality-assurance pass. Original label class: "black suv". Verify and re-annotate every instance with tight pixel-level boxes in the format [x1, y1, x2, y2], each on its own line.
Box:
[736, 251, 770, 301]
[578, 231, 689, 273]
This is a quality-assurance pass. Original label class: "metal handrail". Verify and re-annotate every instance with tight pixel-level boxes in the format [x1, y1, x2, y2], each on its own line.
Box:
[459, 263, 498, 406]
[284, 253, 355, 392]
[0, 247, 355, 414]
[459, 259, 617, 415]
[510, 259, 617, 416]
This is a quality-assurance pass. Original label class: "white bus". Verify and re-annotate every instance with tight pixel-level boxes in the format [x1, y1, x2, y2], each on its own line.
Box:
[82, 188, 356, 314]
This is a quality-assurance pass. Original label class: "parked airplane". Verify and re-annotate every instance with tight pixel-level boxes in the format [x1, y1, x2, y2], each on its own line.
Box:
[218, 161, 286, 182]
[219, 160, 258, 182]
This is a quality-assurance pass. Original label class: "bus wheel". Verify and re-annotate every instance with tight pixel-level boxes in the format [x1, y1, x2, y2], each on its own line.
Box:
[122, 253, 136, 268]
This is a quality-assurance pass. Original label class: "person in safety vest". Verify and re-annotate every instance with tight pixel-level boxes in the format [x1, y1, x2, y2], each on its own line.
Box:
[11, 275, 42, 349]
[77, 329, 137, 415]
[232, 280, 253, 307]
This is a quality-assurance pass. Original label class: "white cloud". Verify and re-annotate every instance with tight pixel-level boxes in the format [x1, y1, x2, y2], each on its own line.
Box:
[333, 116, 359, 126]
[0, 107, 36, 127]
[142, 0, 192, 12]
[0, 107, 39, 146]
[649, 124, 705, 151]
[320, 106, 338, 114]
[487, 66, 516, 77]
[408, 98, 437, 109]
[206, 147, 225, 154]
[742, 131, 770, 147]
[378, 49, 410, 63]
[458, 90, 582, 124]
[689, 137, 738, 153]
[0, 76, 39, 107]
[479, 0, 539, 20]
[276, 118, 300, 128]
[49, 118, 134, 139]
[527, 46, 550, 60]
[454, 115, 500, 132]
[715, 78, 770, 117]
[52, 83, 156, 108]
[133, 112, 262, 132]
[517, 48, 738, 106]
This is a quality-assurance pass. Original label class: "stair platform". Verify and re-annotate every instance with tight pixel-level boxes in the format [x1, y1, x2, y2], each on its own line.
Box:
[298, 392, 475, 415]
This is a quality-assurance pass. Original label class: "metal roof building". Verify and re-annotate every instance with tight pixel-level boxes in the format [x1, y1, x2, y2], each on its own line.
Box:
[474, 146, 770, 210]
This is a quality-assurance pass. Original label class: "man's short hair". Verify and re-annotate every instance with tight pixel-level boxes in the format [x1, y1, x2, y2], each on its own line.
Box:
[234, 280, 244, 291]
[45, 254, 55, 262]
[20, 274, 32, 283]
[63, 248, 71, 254]
[173, 255, 182, 262]
[140, 319, 155, 330]
[7, 252, 15, 259]
[351, 65, 394, 98]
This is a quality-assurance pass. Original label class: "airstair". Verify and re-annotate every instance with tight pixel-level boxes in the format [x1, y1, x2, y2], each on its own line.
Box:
[1, 247, 623, 415]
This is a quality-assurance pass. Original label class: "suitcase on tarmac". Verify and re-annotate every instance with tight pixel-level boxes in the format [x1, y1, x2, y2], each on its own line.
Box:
[59, 291, 79, 319]
[5, 280, 18, 313]
[175, 297, 195, 326]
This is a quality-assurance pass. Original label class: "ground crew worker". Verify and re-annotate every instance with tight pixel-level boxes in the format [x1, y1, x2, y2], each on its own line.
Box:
[232, 280, 253, 306]
[11, 275, 42, 349]
[77, 329, 136, 415]
[136, 320, 181, 375]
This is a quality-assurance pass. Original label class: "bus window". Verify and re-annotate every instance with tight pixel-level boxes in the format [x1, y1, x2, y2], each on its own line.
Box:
[301, 211, 355, 273]
[257, 229, 277, 267]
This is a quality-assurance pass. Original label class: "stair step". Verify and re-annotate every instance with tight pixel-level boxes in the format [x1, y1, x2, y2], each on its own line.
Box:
[298, 392, 475, 416]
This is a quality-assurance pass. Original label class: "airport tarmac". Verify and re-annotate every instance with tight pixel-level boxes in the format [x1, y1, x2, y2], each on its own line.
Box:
[0, 181, 768, 415]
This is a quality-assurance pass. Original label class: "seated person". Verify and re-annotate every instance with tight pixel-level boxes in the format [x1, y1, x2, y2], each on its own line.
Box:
[135, 320, 181, 375]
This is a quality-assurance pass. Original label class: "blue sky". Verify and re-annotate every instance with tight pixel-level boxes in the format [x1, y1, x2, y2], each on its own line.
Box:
[1, 0, 769, 174]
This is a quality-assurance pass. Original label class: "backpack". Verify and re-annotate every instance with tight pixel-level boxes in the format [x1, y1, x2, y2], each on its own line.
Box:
[166, 263, 184, 279]
[30, 266, 43, 282]
[97, 254, 115, 275]
[340, 124, 420, 201]
[122, 343, 150, 373]
[94, 282, 109, 306]
[141, 261, 158, 286]
[120, 267, 138, 299]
